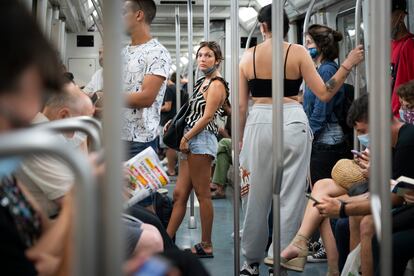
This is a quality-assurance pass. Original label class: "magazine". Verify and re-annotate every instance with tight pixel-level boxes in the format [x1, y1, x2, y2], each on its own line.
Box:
[123, 147, 170, 208]
[391, 176, 414, 196]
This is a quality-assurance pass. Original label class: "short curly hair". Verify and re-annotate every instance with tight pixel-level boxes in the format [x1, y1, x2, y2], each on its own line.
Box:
[397, 80, 414, 106]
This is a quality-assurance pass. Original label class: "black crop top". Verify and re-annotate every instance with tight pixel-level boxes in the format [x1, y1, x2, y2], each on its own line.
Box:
[247, 44, 302, 98]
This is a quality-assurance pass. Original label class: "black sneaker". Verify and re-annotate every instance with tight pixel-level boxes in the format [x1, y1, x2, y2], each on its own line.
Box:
[307, 245, 327, 263]
[240, 262, 259, 276]
[308, 240, 322, 255]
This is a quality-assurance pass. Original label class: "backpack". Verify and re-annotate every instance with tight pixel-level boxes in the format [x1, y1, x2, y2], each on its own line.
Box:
[334, 83, 355, 148]
[153, 191, 173, 229]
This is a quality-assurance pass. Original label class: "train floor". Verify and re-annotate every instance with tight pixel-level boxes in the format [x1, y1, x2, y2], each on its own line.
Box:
[166, 179, 328, 276]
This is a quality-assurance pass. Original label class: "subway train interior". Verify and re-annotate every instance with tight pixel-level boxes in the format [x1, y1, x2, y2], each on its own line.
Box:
[1, 0, 414, 275]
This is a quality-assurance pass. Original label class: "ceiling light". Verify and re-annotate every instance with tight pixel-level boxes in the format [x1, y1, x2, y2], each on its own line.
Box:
[257, 0, 272, 7]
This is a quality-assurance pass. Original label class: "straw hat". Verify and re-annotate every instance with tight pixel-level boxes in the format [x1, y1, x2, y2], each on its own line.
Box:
[331, 159, 367, 190]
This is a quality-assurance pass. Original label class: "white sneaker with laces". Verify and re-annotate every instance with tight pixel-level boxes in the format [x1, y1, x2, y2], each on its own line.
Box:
[240, 262, 259, 276]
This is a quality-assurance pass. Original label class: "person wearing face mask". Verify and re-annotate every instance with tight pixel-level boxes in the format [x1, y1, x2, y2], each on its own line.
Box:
[397, 80, 414, 124]
[166, 41, 229, 258]
[15, 81, 95, 218]
[303, 25, 352, 187]
[390, 0, 414, 118]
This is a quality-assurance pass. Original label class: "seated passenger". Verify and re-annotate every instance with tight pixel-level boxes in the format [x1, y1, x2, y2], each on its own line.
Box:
[16, 82, 94, 218]
[314, 94, 414, 275]
[397, 80, 414, 124]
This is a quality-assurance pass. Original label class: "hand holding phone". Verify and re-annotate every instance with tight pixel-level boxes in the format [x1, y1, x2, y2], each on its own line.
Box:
[306, 193, 320, 205]
[351, 150, 363, 158]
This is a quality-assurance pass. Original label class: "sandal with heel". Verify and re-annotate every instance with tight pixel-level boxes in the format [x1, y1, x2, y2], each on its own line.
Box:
[280, 234, 309, 272]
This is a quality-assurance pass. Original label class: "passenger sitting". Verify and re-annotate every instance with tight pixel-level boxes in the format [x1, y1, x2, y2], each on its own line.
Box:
[313, 94, 414, 275]
[397, 80, 414, 124]
[16, 82, 94, 218]
[210, 113, 232, 199]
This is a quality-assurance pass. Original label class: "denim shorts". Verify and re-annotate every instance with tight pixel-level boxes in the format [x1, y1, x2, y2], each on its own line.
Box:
[181, 126, 218, 160]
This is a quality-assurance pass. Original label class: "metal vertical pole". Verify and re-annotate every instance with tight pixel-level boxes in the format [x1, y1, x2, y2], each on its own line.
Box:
[246, 20, 259, 49]
[102, 0, 124, 275]
[272, 1, 284, 275]
[187, 0, 197, 229]
[303, 0, 316, 44]
[354, 0, 363, 150]
[230, 0, 240, 274]
[204, 0, 210, 41]
[367, 0, 392, 275]
[175, 7, 181, 111]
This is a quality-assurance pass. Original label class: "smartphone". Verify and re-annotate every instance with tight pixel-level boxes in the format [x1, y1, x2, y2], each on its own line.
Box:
[305, 193, 320, 205]
[351, 149, 363, 158]
[90, 92, 99, 105]
[133, 256, 171, 276]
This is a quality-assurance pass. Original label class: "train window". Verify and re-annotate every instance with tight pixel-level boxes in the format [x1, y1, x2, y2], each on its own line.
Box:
[337, 9, 367, 92]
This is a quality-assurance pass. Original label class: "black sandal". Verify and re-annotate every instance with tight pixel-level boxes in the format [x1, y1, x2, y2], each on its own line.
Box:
[190, 242, 214, 258]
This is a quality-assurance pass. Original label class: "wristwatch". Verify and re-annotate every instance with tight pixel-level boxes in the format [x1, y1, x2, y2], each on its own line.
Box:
[339, 200, 348, 218]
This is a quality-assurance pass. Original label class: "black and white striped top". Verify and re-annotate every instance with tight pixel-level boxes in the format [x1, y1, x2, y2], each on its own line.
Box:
[185, 76, 229, 134]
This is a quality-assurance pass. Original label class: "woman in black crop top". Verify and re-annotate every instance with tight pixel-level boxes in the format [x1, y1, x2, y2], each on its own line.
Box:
[238, 5, 364, 275]
[166, 41, 229, 257]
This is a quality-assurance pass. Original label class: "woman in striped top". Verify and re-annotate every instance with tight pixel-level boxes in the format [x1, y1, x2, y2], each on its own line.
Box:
[166, 41, 229, 258]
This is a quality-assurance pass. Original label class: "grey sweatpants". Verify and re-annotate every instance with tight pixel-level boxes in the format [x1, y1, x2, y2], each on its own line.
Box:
[240, 103, 312, 264]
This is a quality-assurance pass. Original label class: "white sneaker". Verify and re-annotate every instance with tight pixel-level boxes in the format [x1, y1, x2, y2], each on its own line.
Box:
[240, 262, 259, 276]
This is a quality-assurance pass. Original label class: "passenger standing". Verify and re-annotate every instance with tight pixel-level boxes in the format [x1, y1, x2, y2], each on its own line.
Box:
[166, 41, 229, 258]
[121, 0, 171, 159]
[83, 46, 104, 95]
[391, 0, 414, 117]
[238, 5, 364, 275]
[121, 0, 171, 210]
[303, 24, 352, 186]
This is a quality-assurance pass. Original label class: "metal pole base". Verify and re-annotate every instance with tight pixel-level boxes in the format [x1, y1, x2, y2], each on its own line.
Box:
[188, 216, 197, 229]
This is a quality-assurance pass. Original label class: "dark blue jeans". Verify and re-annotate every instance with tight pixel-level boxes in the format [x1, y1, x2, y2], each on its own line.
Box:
[335, 218, 350, 273]
[125, 139, 158, 207]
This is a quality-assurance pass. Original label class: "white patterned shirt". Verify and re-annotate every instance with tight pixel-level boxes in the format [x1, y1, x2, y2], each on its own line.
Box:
[121, 39, 171, 142]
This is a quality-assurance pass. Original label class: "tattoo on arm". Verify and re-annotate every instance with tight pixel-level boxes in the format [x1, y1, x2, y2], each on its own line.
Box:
[325, 78, 337, 93]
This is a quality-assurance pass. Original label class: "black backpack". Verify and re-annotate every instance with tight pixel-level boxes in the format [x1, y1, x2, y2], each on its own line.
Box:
[153, 192, 173, 229]
[334, 83, 355, 147]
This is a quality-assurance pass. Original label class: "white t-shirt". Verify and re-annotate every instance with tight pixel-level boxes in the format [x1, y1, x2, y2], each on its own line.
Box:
[83, 68, 103, 94]
[121, 39, 171, 142]
[16, 113, 87, 217]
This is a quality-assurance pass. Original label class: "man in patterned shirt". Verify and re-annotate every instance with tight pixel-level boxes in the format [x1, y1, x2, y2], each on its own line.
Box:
[122, 0, 172, 159]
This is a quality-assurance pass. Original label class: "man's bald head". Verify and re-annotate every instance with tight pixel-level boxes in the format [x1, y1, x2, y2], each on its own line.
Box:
[43, 82, 95, 121]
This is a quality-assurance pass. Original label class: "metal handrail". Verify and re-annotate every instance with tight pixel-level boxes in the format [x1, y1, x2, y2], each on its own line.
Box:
[230, 0, 240, 274]
[367, 0, 392, 275]
[354, 0, 363, 150]
[246, 19, 259, 50]
[0, 129, 98, 276]
[272, 1, 285, 275]
[187, 0, 197, 230]
[102, 0, 124, 275]
[204, 0, 210, 41]
[175, 7, 182, 112]
[303, 0, 316, 45]
[33, 116, 102, 152]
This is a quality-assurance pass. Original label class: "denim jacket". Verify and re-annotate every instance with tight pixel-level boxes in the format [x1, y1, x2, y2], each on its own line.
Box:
[303, 60, 345, 145]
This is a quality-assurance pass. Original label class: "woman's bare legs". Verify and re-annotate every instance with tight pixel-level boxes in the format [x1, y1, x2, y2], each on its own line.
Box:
[281, 178, 347, 259]
[166, 160, 192, 238]
[188, 153, 214, 253]
[320, 218, 339, 275]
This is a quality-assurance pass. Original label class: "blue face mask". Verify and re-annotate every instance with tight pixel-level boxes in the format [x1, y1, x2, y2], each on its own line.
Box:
[400, 108, 406, 122]
[201, 65, 217, 76]
[357, 134, 370, 148]
[308, 47, 319, 59]
[0, 157, 21, 180]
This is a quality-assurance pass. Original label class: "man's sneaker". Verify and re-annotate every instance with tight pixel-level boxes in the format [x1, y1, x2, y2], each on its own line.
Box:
[307, 245, 327, 263]
[240, 262, 259, 276]
[308, 240, 322, 255]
